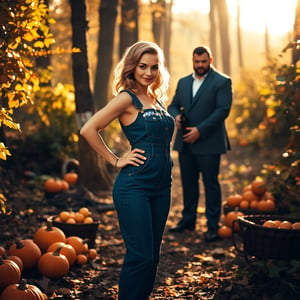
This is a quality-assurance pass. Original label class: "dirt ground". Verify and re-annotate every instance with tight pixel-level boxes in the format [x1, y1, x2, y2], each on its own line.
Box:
[1, 145, 298, 299]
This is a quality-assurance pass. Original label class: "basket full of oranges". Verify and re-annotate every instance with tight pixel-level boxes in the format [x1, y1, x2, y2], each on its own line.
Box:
[232, 215, 300, 260]
[52, 207, 99, 247]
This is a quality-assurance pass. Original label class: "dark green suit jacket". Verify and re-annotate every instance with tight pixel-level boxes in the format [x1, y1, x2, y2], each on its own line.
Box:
[168, 67, 232, 155]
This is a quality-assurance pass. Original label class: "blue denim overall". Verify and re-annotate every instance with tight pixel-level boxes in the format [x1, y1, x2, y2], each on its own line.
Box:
[112, 90, 174, 300]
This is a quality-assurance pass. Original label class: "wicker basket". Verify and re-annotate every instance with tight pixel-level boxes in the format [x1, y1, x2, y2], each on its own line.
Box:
[232, 215, 300, 260]
[52, 217, 100, 248]
[223, 204, 277, 215]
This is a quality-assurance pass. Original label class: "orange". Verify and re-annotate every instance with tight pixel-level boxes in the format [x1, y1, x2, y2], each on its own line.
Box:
[257, 199, 275, 211]
[66, 218, 76, 224]
[88, 248, 98, 260]
[226, 194, 242, 207]
[262, 220, 278, 228]
[251, 179, 267, 196]
[249, 200, 258, 210]
[292, 222, 300, 229]
[76, 254, 88, 265]
[59, 211, 70, 222]
[79, 207, 91, 217]
[74, 212, 85, 223]
[279, 221, 293, 229]
[242, 190, 259, 202]
[83, 217, 94, 224]
[239, 200, 249, 209]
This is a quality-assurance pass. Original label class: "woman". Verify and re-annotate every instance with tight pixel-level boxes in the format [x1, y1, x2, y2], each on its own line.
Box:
[80, 41, 174, 300]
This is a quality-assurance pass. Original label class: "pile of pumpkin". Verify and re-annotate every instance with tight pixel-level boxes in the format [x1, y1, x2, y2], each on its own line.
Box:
[217, 178, 276, 239]
[53, 207, 95, 224]
[0, 217, 97, 299]
[44, 172, 79, 194]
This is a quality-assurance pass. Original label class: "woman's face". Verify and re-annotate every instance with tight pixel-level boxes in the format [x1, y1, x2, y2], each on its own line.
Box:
[134, 53, 159, 88]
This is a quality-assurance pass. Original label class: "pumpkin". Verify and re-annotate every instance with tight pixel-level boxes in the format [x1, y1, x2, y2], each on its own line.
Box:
[44, 178, 69, 193]
[33, 219, 66, 253]
[76, 253, 88, 265]
[1, 253, 23, 272]
[217, 225, 232, 239]
[66, 236, 89, 255]
[0, 278, 47, 300]
[0, 256, 21, 293]
[47, 242, 76, 266]
[64, 172, 78, 185]
[38, 246, 69, 278]
[7, 238, 41, 272]
[257, 199, 275, 211]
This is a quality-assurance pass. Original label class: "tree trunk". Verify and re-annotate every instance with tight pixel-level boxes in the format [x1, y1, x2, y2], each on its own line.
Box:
[69, 0, 112, 191]
[163, 0, 173, 69]
[119, 0, 139, 58]
[93, 0, 118, 110]
[151, 0, 164, 46]
[209, 0, 217, 66]
[236, 0, 243, 69]
[216, 0, 231, 75]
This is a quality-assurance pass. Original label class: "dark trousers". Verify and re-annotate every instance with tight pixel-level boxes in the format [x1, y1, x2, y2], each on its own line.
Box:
[178, 147, 221, 232]
[112, 146, 171, 300]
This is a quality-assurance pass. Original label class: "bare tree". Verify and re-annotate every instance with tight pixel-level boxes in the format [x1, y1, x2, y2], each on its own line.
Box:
[69, 0, 112, 191]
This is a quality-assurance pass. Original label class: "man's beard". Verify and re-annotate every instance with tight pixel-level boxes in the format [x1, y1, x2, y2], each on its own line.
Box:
[194, 66, 210, 77]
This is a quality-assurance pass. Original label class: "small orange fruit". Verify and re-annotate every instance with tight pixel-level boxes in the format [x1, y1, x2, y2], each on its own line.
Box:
[249, 200, 258, 210]
[79, 207, 91, 217]
[251, 179, 267, 195]
[292, 222, 300, 229]
[226, 194, 242, 207]
[262, 220, 278, 228]
[76, 254, 88, 265]
[88, 248, 98, 260]
[273, 220, 282, 227]
[279, 221, 293, 229]
[59, 211, 70, 222]
[83, 216, 94, 224]
[74, 212, 85, 223]
[66, 218, 76, 224]
[239, 200, 249, 209]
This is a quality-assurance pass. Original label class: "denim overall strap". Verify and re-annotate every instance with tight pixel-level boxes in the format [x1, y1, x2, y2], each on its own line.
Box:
[120, 90, 143, 111]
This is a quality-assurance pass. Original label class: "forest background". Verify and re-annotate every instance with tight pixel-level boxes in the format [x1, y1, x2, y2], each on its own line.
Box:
[0, 0, 299, 214]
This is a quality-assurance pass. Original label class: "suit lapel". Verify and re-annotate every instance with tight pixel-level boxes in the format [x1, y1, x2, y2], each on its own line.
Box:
[190, 68, 214, 108]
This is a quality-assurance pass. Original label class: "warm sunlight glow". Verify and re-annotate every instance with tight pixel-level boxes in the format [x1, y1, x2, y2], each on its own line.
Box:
[173, 0, 297, 35]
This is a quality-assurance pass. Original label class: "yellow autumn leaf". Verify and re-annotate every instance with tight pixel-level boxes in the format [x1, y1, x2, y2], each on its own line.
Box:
[266, 107, 276, 118]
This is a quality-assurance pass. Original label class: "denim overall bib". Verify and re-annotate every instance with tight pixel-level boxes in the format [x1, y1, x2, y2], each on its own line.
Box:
[112, 90, 175, 300]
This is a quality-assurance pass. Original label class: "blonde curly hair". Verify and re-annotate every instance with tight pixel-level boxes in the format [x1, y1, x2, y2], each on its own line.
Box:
[112, 41, 170, 101]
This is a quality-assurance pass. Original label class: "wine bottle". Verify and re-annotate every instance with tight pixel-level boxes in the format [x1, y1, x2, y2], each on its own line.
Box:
[179, 106, 189, 134]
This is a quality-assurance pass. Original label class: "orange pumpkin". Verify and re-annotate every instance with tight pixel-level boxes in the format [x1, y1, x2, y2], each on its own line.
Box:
[224, 210, 244, 231]
[7, 239, 41, 272]
[47, 242, 76, 266]
[33, 219, 66, 253]
[1, 253, 23, 273]
[0, 256, 21, 293]
[217, 225, 232, 239]
[38, 246, 69, 278]
[64, 172, 78, 185]
[0, 279, 46, 300]
[0, 246, 6, 256]
[66, 236, 89, 255]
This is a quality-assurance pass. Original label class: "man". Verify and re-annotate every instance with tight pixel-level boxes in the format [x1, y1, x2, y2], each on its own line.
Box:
[168, 46, 232, 242]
